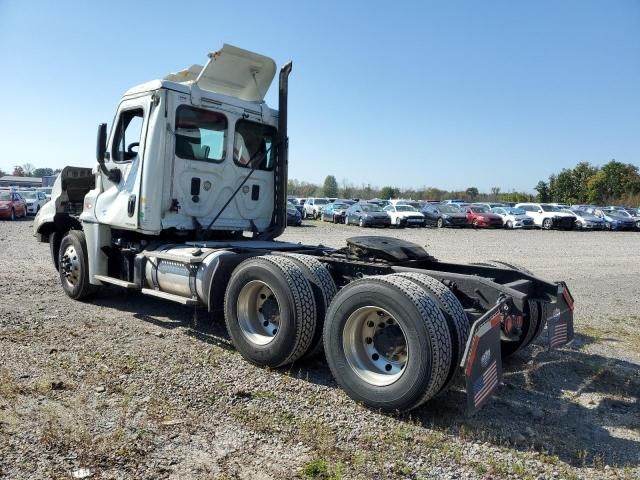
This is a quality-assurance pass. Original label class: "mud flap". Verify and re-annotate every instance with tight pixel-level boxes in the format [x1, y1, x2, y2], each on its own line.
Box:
[547, 282, 575, 350]
[461, 301, 506, 415]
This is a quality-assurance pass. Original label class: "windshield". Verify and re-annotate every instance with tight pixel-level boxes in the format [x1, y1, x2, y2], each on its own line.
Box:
[315, 199, 329, 205]
[471, 206, 489, 213]
[396, 205, 417, 212]
[607, 209, 630, 218]
[0, 192, 10, 201]
[541, 205, 561, 212]
[505, 207, 524, 215]
[21, 192, 36, 199]
[439, 204, 459, 214]
[332, 203, 348, 209]
[361, 204, 384, 212]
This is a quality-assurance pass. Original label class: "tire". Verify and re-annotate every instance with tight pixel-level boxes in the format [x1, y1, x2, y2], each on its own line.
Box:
[359, 217, 364, 228]
[58, 230, 94, 300]
[393, 273, 470, 393]
[49, 231, 63, 271]
[280, 253, 337, 358]
[345, 216, 349, 226]
[542, 218, 552, 230]
[333, 215, 338, 224]
[436, 218, 444, 229]
[323, 275, 452, 412]
[224, 255, 317, 368]
[10, 209, 15, 221]
[506, 220, 513, 229]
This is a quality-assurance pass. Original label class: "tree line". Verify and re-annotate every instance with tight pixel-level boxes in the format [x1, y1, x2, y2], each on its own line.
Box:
[288, 176, 535, 203]
[535, 159, 640, 206]
[289, 159, 639, 206]
[0, 164, 61, 178]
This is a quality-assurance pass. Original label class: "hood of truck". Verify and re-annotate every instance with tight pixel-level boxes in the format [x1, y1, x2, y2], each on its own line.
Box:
[164, 44, 276, 103]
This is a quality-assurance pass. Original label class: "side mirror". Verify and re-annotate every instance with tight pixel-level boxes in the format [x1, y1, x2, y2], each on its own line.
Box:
[96, 123, 107, 164]
[537, 209, 543, 214]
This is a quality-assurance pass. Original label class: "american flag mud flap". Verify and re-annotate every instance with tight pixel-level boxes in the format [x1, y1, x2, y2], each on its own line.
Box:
[461, 301, 506, 415]
[547, 282, 575, 350]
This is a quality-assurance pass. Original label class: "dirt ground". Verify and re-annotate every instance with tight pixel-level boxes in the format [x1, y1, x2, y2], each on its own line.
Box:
[1, 218, 638, 480]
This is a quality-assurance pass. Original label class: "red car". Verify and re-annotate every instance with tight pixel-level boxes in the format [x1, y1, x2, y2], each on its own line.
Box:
[0, 190, 28, 220]
[464, 205, 503, 228]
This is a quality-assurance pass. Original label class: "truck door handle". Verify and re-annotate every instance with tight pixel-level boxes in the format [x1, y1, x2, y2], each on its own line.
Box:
[128, 194, 136, 217]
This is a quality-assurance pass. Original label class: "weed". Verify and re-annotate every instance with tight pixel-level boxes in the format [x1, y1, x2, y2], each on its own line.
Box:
[303, 458, 343, 480]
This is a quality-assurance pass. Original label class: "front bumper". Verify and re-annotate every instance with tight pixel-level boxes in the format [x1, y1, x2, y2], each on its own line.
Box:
[442, 217, 468, 227]
[362, 216, 391, 226]
[400, 217, 425, 227]
[26, 203, 38, 214]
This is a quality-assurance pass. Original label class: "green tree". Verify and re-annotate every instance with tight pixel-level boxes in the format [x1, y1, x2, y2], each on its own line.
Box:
[534, 181, 550, 202]
[553, 168, 576, 203]
[490, 187, 501, 200]
[323, 175, 338, 197]
[571, 162, 598, 203]
[33, 168, 54, 177]
[380, 186, 400, 200]
[465, 187, 479, 200]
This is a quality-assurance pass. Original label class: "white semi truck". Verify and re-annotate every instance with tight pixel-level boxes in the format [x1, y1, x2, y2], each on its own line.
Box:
[34, 45, 574, 413]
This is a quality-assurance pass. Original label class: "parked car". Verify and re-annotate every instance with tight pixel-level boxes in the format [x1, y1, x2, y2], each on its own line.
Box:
[421, 203, 467, 228]
[321, 201, 350, 223]
[19, 190, 49, 215]
[515, 203, 575, 230]
[593, 208, 637, 230]
[473, 202, 507, 210]
[464, 205, 503, 228]
[36, 187, 53, 200]
[383, 204, 425, 227]
[567, 209, 606, 230]
[286, 201, 302, 226]
[490, 206, 535, 229]
[303, 197, 330, 219]
[0, 190, 28, 220]
[345, 202, 391, 227]
[287, 197, 304, 216]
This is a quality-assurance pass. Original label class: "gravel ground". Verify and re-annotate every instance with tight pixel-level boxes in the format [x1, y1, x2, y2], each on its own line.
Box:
[1, 218, 639, 480]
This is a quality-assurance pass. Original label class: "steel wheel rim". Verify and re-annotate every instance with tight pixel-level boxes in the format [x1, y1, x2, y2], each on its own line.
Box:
[60, 245, 81, 287]
[343, 306, 408, 386]
[237, 280, 281, 346]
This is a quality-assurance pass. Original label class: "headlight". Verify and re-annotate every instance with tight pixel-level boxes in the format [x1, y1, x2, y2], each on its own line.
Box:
[0, 205, 9, 210]
[441, 214, 450, 219]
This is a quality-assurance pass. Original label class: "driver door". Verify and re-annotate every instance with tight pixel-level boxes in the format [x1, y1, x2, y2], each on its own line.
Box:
[95, 96, 151, 230]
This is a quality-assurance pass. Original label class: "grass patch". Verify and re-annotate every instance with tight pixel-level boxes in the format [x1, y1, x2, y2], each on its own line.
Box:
[303, 458, 343, 480]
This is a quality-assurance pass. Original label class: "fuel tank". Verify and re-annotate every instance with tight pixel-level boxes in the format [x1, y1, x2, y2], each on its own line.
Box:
[143, 245, 237, 303]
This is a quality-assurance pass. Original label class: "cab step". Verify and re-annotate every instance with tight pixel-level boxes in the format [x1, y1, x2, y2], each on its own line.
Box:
[141, 288, 199, 305]
[94, 275, 139, 289]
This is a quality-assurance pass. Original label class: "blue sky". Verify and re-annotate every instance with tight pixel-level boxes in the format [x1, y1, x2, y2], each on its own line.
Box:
[1, 0, 638, 192]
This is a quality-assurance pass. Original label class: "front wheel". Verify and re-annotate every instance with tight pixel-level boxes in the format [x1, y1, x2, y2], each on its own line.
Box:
[59, 230, 94, 300]
[542, 218, 552, 230]
[436, 218, 444, 228]
[10, 209, 15, 221]
[506, 220, 513, 229]
[359, 217, 365, 228]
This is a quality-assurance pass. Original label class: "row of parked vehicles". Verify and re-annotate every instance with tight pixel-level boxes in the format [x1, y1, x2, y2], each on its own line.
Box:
[288, 196, 640, 231]
[0, 188, 51, 220]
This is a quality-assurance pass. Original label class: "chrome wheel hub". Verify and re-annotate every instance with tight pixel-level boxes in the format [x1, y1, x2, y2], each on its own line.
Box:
[343, 307, 408, 386]
[237, 280, 281, 345]
[60, 245, 80, 286]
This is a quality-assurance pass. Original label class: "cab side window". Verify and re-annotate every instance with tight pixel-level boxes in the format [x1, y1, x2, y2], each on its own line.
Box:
[112, 108, 144, 162]
[175, 106, 227, 162]
[233, 120, 277, 170]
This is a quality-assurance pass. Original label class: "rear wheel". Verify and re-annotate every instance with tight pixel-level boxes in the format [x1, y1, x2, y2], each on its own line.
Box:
[359, 217, 365, 227]
[280, 254, 337, 357]
[59, 230, 94, 300]
[10, 209, 15, 221]
[506, 220, 513, 229]
[393, 272, 470, 393]
[436, 218, 444, 228]
[542, 218, 552, 229]
[224, 255, 317, 368]
[323, 275, 452, 412]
